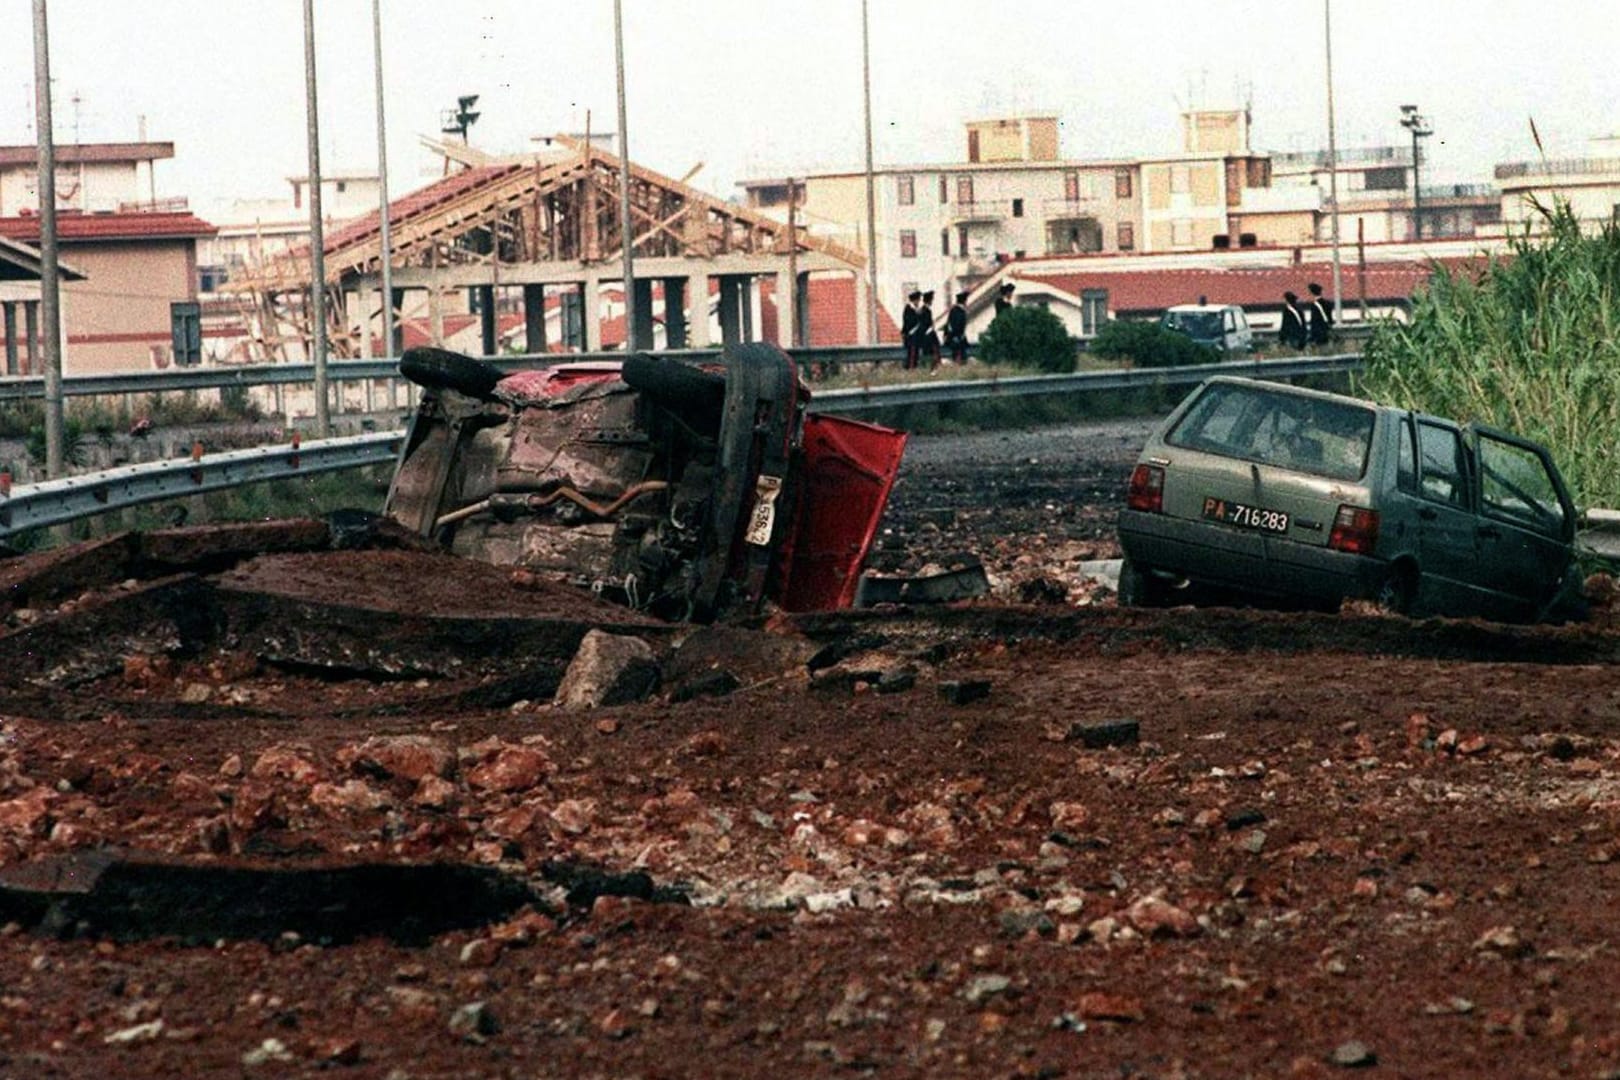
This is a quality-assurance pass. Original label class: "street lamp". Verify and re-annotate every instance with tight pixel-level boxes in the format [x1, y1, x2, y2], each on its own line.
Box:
[1399, 104, 1433, 241]
[441, 94, 481, 143]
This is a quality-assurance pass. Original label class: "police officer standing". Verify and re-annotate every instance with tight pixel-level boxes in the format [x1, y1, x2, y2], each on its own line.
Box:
[1306, 282, 1334, 346]
[1279, 291, 1307, 349]
[901, 289, 922, 369]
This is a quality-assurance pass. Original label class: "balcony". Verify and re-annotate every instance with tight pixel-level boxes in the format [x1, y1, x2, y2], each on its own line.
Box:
[1043, 197, 1101, 220]
[951, 255, 999, 279]
[948, 199, 1010, 224]
[116, 196, 191, 214]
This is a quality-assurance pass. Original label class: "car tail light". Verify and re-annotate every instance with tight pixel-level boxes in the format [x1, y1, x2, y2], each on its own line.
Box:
[1328, 505, 1380, 554]
[1127, 464, 1164, 513]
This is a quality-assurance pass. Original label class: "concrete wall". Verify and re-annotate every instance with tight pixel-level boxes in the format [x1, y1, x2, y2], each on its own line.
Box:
[1140, 159, 1229, 252]
[0, 161, 148, 215]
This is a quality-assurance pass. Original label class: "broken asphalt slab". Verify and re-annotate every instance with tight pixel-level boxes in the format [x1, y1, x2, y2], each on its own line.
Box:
[0, 852, 538, 945]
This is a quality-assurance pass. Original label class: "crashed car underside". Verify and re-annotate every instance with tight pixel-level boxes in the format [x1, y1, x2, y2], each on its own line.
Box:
[383, 343, 907, 622]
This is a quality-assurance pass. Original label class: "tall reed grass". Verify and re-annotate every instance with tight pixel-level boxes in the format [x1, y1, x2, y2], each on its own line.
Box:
[1357, 203, 1620, 508]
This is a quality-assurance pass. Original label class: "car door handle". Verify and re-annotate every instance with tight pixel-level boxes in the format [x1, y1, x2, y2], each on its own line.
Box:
[1418, 507, 1438, 521]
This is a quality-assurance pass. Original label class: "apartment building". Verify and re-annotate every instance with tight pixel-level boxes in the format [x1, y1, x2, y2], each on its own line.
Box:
[0, 140, 217, 374]
[1270, 145, 1500, 243]
[1495, 135, 1620, 229]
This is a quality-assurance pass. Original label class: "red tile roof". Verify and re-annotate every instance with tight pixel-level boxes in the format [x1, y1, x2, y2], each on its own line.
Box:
[322, 164, 523, 255]
[1016, 259, 1471, 313]
[0, 210, 217, 243]
[760, 275, 901, 346]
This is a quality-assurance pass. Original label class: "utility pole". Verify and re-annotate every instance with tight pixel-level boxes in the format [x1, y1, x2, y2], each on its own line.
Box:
[32, 0, 63, 479]
[1400, 105, 1433, 241]
[303, 0, 330, 436]
[613, 0, 637, 350]
[786, 178, 800, 347]
[860, 0, 879, 345]
[371, 0, 394, 358]
[1323, 0, 1343, 325]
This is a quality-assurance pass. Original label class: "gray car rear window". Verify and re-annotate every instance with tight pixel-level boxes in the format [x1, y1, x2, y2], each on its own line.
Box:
[1166, 383, 1375, 482]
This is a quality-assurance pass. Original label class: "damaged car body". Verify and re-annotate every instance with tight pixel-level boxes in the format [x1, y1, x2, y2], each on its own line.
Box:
[384, 343, 907, 622]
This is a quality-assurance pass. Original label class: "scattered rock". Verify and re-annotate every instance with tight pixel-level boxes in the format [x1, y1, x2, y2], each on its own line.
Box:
[466, 746, 553, 793]
[337, 735, 455, 783]
[937, 679, 992, 705]
[1328, 1040, 1376, 1068]
[962, 974, 1011, 1003]
[998, 909, 1056, 938]
[875, 667, 917, 694]
[1225, 808, 1267, 831]
[554, 631, 660, 709]
[1125, 896, 1200, 938]
[1069, 718, 1139, 749]
[448, 1001, 499, 1042]
[242, 1037, 293, 1067]
[1073, 992, 1144, 1022]
[104, 1019, 165, 1044]
[1473, 925, 1532, 958]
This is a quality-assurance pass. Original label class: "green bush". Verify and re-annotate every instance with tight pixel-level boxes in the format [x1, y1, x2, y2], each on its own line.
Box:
[1357, 202, 1620, 508]
[977, 306, 1077, 372]
[1089, 319, 1220, 368]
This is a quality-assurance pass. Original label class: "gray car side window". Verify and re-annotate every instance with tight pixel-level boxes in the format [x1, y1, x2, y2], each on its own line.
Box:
[1417, 421, 1468, 508]
[1396, 416, 1418, 493]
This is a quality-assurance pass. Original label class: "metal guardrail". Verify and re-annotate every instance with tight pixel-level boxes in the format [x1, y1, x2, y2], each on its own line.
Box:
[0, 354, 1363, 538]
[0, 346, 920, 403]
[810, 354, 1364, 414]
[0, 431, 402, 536]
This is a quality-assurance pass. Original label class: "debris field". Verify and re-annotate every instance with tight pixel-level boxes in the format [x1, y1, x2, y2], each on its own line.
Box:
[2, 421, 1619, 1079]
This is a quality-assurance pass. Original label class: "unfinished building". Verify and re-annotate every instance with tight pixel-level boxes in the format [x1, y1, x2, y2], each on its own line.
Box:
[225, 137, 868, 362]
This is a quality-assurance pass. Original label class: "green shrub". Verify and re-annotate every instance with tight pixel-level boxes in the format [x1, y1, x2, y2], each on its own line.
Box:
[1089, 319, 1220, 368]
[1357, 202, 1620, 507]
[977, 306, 1077, 372]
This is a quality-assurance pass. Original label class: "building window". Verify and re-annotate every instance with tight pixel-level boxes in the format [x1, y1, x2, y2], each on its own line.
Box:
[1115, 169, 1132, 199]
[1081, 289, 1108, 336]
[1364, 166, 1406, 191]
[335, 180, 347, 194]
[957, 225, 969, 255]
[1117, 222, 1134, 250]
[940, 228, 950, 255]
[900, 230, 917, 258]
[1012, 198, 1024, 218]
[1064, 171, 1080, 201]
[897, 175, 915, 205]
[1171, 165, 1191, 194]
[956, 176, 975, 206]
[1171, 219, 1193, 247]
[939, 175, 948, 202]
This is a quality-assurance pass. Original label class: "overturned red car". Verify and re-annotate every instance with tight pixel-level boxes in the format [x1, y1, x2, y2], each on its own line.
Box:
[384, 343, 906, 622]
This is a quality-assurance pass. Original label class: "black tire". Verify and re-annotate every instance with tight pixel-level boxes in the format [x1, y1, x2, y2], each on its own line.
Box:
[1117, 556, 1168, 608]
[1373, 563, 1417, 616]
[399, 346, 504, 400]
[621, 352, 726, 429]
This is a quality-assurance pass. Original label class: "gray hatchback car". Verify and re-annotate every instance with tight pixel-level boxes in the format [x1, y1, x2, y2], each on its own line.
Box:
[1117, 377, 1580, 622]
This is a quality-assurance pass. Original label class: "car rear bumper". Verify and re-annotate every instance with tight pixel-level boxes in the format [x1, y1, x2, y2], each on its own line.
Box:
[1118, 508, 1385, 602]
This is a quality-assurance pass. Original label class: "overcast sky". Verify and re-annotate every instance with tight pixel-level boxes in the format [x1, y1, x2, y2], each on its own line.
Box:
[1, 1, 1614, 215]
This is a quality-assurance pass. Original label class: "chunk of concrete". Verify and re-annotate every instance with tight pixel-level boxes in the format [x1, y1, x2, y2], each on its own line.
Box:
[554, 630, 660, 709]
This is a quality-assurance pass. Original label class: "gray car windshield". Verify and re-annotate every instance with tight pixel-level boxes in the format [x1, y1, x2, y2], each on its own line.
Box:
[1163, 311, 1223, 338]
[1166, 383, 1375, 481]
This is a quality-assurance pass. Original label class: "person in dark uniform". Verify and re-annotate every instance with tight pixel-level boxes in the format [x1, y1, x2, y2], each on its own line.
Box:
[943, 290, 969, 363]
[1306, 282, 1334, 346]
[919, 290, 942, 369]
[901, 289, 922, 370]
[994, 281, 1015, 316]
[1279, 290, 1307, 349]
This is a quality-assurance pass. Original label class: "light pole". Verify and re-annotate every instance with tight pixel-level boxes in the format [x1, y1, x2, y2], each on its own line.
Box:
[1400, 104, 1433, 241]
[860, 0, 878, 346]
[614, 0, 636, 350]
[303, 0, 330, 438]
[371, 0, 394, 359]
[1323, 0, 1343, 326]
[31, 0, 63, 478]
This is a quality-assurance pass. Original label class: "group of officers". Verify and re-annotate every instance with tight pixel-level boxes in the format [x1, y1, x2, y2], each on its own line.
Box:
[900, 287, 974, 370]
[1278, 282, 1335, 349]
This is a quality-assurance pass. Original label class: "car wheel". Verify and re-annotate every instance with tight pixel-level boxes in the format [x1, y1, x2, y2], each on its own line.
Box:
[1374, 564, 1417, 616]
[1118, 556, 1169, 608]
[399, 347, 505, 400]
